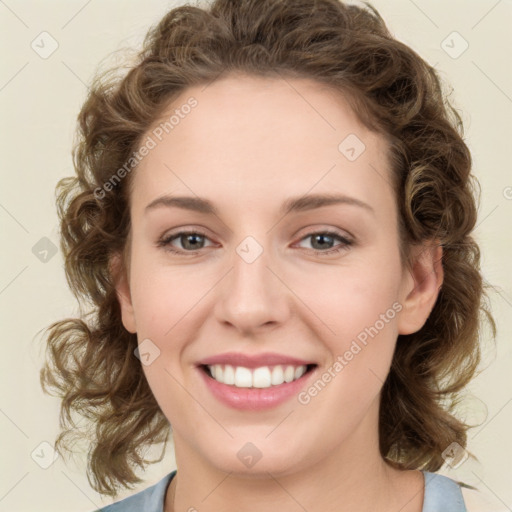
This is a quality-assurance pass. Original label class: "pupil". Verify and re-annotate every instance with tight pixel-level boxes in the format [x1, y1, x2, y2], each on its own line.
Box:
[184, 234, 203, 249]
[314, 234, 332, 249]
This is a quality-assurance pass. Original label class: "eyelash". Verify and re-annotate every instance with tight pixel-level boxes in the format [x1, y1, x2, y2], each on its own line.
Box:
[156, 229, 353, 256]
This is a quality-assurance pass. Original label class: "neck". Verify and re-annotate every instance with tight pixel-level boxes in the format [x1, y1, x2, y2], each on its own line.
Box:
[165, 402, 424, 512]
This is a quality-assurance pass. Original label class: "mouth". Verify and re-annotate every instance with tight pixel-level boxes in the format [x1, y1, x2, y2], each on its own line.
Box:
[195, 351, 320, 410]
[199, 363, 318, 388]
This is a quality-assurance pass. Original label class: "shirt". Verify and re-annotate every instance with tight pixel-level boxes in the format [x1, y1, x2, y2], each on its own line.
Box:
[94, 470, 486, 511]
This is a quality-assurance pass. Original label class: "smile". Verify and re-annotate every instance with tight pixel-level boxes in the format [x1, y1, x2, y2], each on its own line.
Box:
[203, 363, 315, 388]
[198, 363, 318, 410]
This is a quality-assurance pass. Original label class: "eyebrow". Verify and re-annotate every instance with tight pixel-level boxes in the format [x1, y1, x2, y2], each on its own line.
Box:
[144, 193, 375, 216]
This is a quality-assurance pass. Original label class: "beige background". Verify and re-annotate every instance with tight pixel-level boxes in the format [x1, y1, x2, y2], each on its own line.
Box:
[1, 0, 511, 510]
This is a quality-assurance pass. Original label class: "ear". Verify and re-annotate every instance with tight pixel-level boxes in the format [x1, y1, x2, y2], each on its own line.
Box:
[109, 252, 137, 334]
[397, 241, 444, 335]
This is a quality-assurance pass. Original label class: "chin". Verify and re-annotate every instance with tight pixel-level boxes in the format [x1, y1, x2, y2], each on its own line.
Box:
[198, 436, 312, 478]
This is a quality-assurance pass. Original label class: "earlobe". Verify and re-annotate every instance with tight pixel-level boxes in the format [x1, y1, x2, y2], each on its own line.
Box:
[397, 241, 444, 335]
[109, 252, 137, 334]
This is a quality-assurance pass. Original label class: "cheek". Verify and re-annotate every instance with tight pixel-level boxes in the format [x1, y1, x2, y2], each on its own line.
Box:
[129, 252, 202, 336]
[298, 286, 400, 430]
[130, 233, 403, 346]
[292, 254, 401, 336]
[294, 253, 402, 394]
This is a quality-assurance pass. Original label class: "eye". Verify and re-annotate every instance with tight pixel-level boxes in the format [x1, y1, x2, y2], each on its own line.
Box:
[157, 229, 353, 256]
[296, 230, 353, 255]
[157, 230, 214, 254]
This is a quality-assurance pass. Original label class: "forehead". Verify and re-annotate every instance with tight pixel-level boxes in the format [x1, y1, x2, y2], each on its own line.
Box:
[130, 74, 394, 218]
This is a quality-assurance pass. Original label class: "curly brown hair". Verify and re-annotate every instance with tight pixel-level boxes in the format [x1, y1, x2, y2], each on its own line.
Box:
[40, 0, 496, 498]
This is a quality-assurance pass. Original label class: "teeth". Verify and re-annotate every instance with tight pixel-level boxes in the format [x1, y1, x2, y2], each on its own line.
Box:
[284, 365, 295, 383]
[223, 364, 235, 385]
[271, 365, 285, 385]
[206, 364, 308, 388]
[234, 366, 253, 387]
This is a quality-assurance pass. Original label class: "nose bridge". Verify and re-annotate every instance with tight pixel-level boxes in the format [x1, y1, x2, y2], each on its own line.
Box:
[215, 232, 288, 331]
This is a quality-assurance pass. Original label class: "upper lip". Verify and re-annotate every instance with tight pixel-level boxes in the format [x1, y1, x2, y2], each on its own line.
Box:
[197, 352, 316, 369]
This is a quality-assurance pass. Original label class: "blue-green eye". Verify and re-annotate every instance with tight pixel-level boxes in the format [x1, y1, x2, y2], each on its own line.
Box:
[296, 231, 353, 255]
[157, 230, 212, 254]
[157, 230, 353, 256]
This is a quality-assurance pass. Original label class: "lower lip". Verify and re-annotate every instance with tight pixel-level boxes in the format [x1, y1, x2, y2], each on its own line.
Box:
[197, 365, 316, 411]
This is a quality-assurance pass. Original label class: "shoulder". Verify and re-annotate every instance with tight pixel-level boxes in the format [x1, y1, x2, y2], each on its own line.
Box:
[422, 471, 467, 511]
[92, 471, 176, 512]
[423, 472, 508, 512]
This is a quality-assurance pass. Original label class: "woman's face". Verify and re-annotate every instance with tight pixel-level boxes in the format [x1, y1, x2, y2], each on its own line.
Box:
[115, 74, 439, 477]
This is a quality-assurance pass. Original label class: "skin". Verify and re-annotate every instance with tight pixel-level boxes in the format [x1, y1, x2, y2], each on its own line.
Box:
[112, 73, 443, 512]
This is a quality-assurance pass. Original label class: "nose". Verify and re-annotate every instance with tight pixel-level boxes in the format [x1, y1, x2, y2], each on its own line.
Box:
[214, 237, 291, 335]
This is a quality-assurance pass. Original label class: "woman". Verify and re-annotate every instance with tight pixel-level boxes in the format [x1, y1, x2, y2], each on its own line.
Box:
[40, 0, 499, 510]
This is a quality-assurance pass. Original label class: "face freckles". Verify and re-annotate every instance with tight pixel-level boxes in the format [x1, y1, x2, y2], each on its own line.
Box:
[113, 73, 440, 478]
